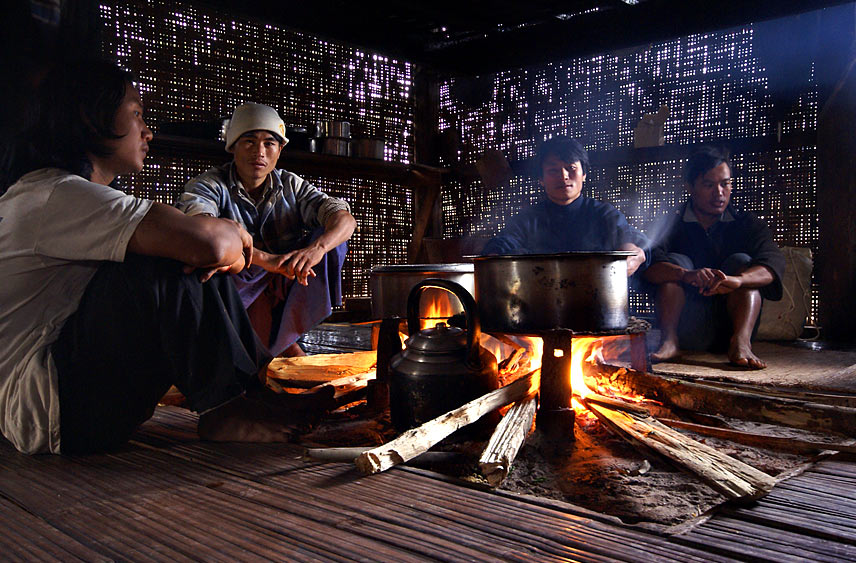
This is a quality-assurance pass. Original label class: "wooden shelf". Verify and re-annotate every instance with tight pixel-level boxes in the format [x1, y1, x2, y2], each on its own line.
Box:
[447, 130, 819, 182]
[148, 134, 445, 187]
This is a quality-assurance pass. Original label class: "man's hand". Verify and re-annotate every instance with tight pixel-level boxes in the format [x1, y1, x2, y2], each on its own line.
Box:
[253, 244, 323, 286]
[619, 243, 646, 277]
[681, 267, 725, 291]
[702, 274, 742, 295]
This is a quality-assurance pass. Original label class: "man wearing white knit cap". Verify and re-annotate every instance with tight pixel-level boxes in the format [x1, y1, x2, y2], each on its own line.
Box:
[177, 103, 356, 357]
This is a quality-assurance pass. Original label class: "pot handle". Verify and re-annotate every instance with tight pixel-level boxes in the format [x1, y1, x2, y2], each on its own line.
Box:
[406, 278, 482, 368]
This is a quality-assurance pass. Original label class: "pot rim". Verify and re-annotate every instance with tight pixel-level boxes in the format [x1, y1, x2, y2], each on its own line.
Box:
[371, 263, 474, 274]
[469, 250, 637, 261]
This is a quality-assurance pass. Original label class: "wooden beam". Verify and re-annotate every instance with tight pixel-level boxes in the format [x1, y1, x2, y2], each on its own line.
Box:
[584, 400, 776, 501]
[658, 418, 856, 456]
[355, 370, 540, 475]
[478, 396, 537, 487]
[592, 365, 856, 436]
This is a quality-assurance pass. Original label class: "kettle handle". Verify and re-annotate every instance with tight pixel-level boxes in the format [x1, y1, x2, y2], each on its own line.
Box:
[406, 278, 482, 368]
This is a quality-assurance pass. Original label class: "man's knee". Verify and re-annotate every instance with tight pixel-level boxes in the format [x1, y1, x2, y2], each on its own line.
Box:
[720, 253, 753, 275]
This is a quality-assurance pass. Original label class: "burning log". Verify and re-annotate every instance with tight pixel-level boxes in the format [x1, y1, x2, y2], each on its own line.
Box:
[478, 395, 538, 486]
[658, 418, 856, 456]
[498, 347, 526, 376]
[355, 370, 540, 475]
[592, 365, 856, 437]
[583, 399, 776, 501]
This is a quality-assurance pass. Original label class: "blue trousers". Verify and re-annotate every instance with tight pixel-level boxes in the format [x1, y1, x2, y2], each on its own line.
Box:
[659, 252, 758, 352]
[231, 230, 347, 356]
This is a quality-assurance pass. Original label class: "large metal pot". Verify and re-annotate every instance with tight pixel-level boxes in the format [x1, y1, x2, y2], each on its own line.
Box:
[472, 251, 634, 334]
[369, 263, 474, 319]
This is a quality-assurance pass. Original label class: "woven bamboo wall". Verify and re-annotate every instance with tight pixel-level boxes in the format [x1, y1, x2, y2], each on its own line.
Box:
[99, 0, 415, 299]
[439, 26, 819, 321]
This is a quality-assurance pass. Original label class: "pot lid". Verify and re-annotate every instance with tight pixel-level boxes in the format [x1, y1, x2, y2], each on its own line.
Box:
[405, 323, 468, 354]
[371, 263, 474, 274]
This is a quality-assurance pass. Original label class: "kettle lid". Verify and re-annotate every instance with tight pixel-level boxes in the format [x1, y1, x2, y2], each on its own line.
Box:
[405, 322, 467, 355]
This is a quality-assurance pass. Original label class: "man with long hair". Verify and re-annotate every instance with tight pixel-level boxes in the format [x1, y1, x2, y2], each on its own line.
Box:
[0, 60, 326, 454]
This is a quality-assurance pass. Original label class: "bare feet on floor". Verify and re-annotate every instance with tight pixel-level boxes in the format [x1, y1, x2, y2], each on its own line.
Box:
[197, 386, 335, 442]
[728, 337, 766, 369]
[651, 338, 681, 363]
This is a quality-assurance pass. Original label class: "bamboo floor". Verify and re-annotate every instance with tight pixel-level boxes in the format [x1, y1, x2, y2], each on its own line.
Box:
[1, 406, 856, 562]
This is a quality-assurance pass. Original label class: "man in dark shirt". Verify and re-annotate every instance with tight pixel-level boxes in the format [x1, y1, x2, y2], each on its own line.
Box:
[481, 136, 647, 276]
[644, 146, 785, 369]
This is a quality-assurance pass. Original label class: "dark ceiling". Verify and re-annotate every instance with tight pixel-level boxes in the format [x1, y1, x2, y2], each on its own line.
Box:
[198, 0, 853, 75]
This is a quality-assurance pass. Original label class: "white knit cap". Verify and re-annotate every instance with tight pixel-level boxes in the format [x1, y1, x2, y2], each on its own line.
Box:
[223, 103, 288, 152]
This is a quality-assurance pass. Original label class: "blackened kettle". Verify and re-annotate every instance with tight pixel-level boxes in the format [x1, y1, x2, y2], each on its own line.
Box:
[389, 279, 499, 432]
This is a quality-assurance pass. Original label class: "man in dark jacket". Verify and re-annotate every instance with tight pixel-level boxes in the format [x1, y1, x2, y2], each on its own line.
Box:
[481, 136, 647, 277]
[644, 146, 785, 369]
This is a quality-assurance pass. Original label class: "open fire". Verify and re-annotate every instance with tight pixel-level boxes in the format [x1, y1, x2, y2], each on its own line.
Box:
[403, 293, 649, 430]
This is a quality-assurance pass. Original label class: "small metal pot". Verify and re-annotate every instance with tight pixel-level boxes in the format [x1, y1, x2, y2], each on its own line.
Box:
[353, 138, 385, 159]
[325, 121, 351, 138]
[369, 263, 474, 319]
[473, 251, 634, 334]
[322, 136, 350, 156]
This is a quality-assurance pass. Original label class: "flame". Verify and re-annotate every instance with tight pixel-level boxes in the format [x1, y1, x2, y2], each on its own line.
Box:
[569, 337, 603, 400]
[418, 290, 462, 330]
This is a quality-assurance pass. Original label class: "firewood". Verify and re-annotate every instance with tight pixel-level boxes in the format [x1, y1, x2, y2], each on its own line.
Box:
[355, 370, 540, 475]
[267, 351, 377, 387]
[591, 365, 856, 437]
[657, 418, 856, 455]
[478, 395, 538, 487]
[301, 370, 376, 395]
[584, 399, 776, 501]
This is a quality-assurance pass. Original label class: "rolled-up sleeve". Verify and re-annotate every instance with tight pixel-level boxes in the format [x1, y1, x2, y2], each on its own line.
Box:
[176, 179, 222, 217]
[283, 172, 351, 228]
[746, 216, 786, 301]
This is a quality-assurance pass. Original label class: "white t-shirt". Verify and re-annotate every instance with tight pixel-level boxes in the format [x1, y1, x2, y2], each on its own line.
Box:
[0, 169, 152, 453]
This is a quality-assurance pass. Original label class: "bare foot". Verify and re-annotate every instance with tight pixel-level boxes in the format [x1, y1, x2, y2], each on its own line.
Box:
[728, 337, 766, 369]
[281, 341, 306, 357]
[651, 338, 681, 363]
[198, 400, 300, 442]
[197, 386, 334, 442]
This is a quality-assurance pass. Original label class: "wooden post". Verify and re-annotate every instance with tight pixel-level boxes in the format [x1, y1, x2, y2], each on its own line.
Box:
[367, 317, 401, 412]
[408, 66, 442, 263]
[818, 55, 856, 342]
[537, 329, 575, 440]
